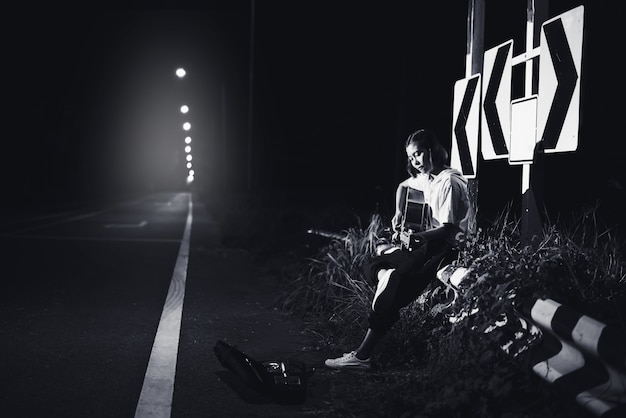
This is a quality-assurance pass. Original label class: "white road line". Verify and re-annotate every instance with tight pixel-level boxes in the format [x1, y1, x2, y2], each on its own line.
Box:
[135, 193, 193, 418]
[0, 235, 181, 243]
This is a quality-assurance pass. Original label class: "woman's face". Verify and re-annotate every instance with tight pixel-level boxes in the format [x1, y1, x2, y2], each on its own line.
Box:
[406, 142, 432, 174]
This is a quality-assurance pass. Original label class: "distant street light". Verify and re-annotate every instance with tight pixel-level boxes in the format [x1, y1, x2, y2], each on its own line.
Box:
[177, 66, 197, 186]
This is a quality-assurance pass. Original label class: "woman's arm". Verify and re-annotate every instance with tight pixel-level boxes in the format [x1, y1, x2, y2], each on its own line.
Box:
[392, 177, 428, 236]
[391, 182, 408, 233]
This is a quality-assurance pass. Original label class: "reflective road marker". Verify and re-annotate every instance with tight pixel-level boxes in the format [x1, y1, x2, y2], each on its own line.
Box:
[135, 194, 192, 418]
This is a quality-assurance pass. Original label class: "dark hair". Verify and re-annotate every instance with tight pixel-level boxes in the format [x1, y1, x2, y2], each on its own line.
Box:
[405, 128, 449, 177]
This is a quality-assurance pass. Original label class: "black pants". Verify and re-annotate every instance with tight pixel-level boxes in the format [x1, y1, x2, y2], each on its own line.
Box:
[364, 239, 457, 333]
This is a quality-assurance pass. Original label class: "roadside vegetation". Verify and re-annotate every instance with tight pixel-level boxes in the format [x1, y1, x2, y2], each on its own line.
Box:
[214, 192, 626, 417]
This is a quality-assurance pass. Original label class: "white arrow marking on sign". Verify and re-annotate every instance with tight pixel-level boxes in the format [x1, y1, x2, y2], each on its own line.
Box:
[537, 5, 584, 153]
[451, 74, 481, 179]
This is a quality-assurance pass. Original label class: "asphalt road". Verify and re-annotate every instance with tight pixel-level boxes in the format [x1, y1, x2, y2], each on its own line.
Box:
[0, 192, 337, 418]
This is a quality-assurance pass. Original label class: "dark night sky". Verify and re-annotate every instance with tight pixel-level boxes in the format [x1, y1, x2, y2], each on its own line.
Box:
[2, 1, 624, 230]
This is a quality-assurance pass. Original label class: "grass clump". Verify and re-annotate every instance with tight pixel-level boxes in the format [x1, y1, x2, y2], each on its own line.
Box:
[278, 214, 383, 346]
[455, 202, 626, 328]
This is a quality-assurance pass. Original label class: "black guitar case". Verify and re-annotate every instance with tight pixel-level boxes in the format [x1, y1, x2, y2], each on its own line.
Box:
[213, 340, 313, 405]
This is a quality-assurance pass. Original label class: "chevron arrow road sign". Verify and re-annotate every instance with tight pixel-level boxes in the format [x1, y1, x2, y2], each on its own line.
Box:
[537, 5, 584, 153]
[451, 74, 481, 179]
[481, 40, 513, 161]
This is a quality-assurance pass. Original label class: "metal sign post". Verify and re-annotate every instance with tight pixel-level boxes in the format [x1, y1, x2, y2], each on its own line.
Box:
[520, 0, 548, 246]
[462, 0, 484, 236]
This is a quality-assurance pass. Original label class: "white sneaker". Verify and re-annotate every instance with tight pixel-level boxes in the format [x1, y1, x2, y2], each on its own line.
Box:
[324, 351, 371, 370]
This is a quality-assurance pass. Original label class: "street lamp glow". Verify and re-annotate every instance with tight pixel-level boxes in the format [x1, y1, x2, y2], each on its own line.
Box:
[180, 105, 189, 114]
[183, 122, 191, 131]
[176, 68, 186, 78]
[184, 136, 192, 144]
[185, 145, 192, 153]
